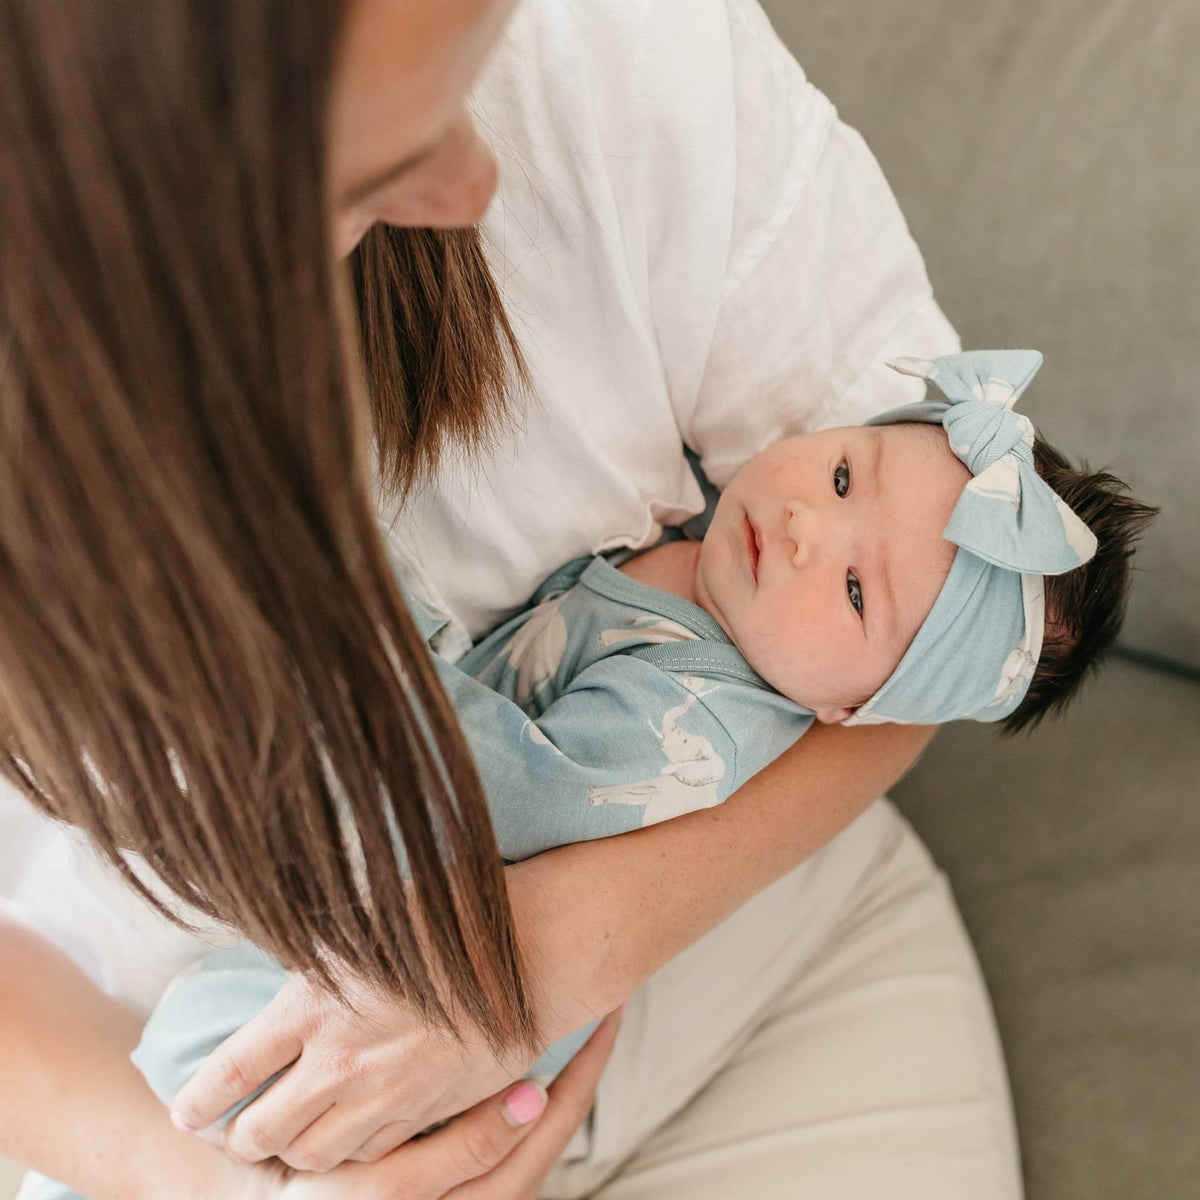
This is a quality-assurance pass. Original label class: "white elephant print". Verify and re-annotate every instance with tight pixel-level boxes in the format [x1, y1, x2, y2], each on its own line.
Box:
[989, 646, 1038, 707]
[487, 594, 569, 706]
[596, 615, 700, 650]
[971, 377, 1017, 409]
[586, 692, 726, 825]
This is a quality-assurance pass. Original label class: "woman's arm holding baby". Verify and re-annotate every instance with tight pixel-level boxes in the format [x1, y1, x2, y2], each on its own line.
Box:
[0, 915, 238, 1200]
[172, 720, 935, 1168]
[512, 720, 937, 1024]
[0, 914, 624, 1200]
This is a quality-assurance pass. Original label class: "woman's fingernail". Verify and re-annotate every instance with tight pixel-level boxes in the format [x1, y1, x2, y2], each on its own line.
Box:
[170, 1112, 196, 1134]
[502, 1080, 548, 1127]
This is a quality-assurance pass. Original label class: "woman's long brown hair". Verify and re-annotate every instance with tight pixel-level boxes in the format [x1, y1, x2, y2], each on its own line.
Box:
[0, 1, 536, 1053]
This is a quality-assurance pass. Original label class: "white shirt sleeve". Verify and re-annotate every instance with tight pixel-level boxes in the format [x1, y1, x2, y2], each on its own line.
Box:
[1, 779, 232, 1014]
[681, 0, 960, 488]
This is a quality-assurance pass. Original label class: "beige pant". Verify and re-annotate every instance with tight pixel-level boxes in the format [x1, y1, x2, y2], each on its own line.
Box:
[542, 800, 1023, 1199]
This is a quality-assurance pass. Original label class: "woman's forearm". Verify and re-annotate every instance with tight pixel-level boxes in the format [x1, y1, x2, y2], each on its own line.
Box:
[509, 722, 936, 1033]
[0, 916, 237, 1200]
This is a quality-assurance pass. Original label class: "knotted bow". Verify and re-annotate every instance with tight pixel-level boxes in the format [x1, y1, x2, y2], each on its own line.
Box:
[887, 350, 1097, 574]
[845, 350, 1098, 727]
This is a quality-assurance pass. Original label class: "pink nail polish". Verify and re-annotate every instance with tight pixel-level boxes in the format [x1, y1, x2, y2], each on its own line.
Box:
[170, 1111, 196, 1134]
[503, 1080, 548, 1127]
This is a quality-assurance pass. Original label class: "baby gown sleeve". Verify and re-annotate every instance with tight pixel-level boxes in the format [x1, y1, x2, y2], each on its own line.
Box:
[111, 597, 809, 1146]
[438, 655, 741, 861]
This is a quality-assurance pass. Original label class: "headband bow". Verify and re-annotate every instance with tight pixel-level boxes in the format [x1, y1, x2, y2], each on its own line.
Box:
[845, 350, 1098, 727]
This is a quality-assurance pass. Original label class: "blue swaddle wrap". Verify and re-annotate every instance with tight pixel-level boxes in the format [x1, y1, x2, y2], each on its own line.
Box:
[845, 349, 1098, 726]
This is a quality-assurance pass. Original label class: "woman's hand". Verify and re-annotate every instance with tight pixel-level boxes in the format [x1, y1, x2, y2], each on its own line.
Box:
[172, 965, 552, 1171]
[171, 857, 611, 1171]
[227, 1010, 621, 1200]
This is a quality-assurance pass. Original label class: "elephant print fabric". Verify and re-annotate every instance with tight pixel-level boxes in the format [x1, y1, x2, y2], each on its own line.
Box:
[73, 549, 817, 1167]
[586, 681, 728, 825]
[443, 552, 815, 859]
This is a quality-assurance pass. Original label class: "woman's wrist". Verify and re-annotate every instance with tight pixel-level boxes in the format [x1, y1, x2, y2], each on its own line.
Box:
[48, 1084, 247, 1200]
[133, 1132, 240, 1200]
[505, 854, 631, 1039]
[0, 917, 252, 1200]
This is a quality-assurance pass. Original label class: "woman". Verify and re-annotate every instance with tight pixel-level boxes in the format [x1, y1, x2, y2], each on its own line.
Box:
[0, 1, 1023, 1197]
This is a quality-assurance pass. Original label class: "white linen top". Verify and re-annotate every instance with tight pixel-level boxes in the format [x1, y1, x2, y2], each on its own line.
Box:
[0, 0, 957, 1016]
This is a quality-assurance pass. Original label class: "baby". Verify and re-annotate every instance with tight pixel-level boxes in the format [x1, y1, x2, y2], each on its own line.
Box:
[23, 351, 1157, 1200]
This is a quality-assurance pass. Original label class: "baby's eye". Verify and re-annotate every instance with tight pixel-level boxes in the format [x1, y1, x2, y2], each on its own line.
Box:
[847, 572, 863, 617]
[833, 461, 851, 498]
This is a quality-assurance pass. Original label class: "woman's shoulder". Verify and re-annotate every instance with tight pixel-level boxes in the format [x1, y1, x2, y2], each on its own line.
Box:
[477, 0, 832, 205]
[475, 0, 745, 220]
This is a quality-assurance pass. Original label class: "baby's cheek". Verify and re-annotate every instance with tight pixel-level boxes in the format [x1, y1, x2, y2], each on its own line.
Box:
[742, 604, 820, 689]
[762, 600, 880, 707]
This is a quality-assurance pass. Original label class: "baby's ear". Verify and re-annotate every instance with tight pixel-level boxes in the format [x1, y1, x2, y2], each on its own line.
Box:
[814, 706, 855, 725]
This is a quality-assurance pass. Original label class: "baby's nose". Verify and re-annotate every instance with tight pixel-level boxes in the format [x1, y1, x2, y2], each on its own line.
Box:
[785, 501, 818, 568]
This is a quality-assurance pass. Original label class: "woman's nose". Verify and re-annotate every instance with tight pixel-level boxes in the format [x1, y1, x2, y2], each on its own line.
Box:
[376, 114, 499, 230]
[419, 115, 500, 227]
[335, 114, 500, 255]
[785, 501, 820, 568]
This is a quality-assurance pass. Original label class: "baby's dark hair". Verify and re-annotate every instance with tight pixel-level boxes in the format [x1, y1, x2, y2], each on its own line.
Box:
[1001, 437, 1158, 736]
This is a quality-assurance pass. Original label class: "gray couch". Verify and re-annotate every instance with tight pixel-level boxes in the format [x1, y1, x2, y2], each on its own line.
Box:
[760, 2, 1200, 1196]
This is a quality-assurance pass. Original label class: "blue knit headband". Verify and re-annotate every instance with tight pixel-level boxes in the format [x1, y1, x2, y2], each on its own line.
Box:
[844, 350, 1097, 726]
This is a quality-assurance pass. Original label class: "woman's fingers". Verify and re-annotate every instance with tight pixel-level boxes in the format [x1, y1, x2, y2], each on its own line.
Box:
[259, 1081, 550, 1200]
[349, 1012, 624, 1177]
[378, 1078, 550, 1195]
[221, 1070, 336, 1165]
[272, 1102, 423, 1173]
[253, 1012, 621, 1198]
[449, 1008, 624, 1199]
[171, 980, 311, 1132]
[345, 1116, 435, 1165]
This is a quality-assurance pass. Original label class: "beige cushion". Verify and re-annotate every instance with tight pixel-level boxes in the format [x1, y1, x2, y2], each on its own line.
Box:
[891, 655, 1200, 1198]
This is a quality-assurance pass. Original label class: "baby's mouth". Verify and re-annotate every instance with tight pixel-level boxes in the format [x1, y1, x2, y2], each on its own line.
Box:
[743, 513, 760, 582]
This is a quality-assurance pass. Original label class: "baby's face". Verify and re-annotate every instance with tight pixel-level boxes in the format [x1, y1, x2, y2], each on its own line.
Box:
[696, 424, 971, 722]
